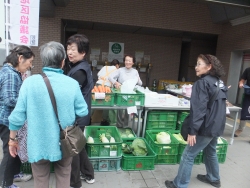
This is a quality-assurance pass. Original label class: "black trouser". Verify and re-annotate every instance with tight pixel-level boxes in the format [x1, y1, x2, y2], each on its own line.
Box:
[0, 124, 21, 187]
[70, 127, 94, 188]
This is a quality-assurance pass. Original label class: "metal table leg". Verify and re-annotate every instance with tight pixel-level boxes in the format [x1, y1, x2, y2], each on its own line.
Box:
[230, 111, 239, 145]
[142, 109, 148, 137]
[137, 109, 142, 137]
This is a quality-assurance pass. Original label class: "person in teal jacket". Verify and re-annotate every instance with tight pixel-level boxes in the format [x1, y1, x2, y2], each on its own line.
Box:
[8, 41, 88, 188]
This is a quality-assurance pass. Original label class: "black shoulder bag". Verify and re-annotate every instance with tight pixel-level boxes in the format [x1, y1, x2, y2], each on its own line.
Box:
[41, 73, 86, 158]
[181, 80, 220, 141]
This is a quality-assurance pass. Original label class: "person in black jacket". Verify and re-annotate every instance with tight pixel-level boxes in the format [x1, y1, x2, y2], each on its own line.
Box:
[234, 68, 250, 137]
[66, 34, 95, 188]
[165, 54, 228, 188]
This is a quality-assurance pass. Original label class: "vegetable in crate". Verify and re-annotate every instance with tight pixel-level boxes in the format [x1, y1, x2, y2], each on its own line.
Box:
[173, 133, 187, 144]
[130, 138, 147, 156]
[87, 136, 94, 143]
[118, 128, 135, 138]
[125, 129, 135, 138]
[217, 137, 223, 144]
[110, 136, 117, 150]
[122, 143, 132, 154]
[155, 132, 171, 144]
[99, 133, 110, 148]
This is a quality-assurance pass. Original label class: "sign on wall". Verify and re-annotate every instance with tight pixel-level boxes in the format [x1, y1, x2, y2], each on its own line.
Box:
[108, 42, 124, 62]
[9, 0, 40, 46]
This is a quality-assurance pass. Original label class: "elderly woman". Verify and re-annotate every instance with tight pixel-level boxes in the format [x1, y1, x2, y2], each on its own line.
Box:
[66, 34, 95, 188]
[108, 54, 142, 127]
[165, 54, 227, 188]
[0, 45, 34, 188]
[8, 41, 88, 188]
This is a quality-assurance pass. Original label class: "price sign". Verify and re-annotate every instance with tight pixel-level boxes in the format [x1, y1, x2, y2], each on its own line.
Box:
[94, 93, 105, 99]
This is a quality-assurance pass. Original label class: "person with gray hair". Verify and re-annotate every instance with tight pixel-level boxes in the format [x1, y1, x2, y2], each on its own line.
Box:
[8, 41, 88, 188]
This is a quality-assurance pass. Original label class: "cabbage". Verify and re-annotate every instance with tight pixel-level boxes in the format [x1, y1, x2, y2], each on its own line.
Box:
[156, 132, 171, 144]
[131, 138, 148, 156]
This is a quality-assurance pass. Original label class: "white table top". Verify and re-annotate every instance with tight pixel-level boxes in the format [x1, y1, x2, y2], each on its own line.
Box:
[144, 105, 242, 112]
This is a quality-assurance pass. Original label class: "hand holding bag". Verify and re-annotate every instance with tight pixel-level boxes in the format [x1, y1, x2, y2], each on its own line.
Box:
[181, 79, 220, 141]
[41, 73, 86, 158]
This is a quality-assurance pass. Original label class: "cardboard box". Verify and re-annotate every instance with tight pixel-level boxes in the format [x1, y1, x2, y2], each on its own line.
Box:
[144, 93, 179, 106]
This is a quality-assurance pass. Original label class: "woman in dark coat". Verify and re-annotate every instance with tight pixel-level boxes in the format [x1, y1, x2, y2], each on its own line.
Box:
[165, 54, 228, 188]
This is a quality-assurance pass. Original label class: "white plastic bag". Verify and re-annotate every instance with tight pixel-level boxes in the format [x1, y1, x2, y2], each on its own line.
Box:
[121, 79, 137, 94]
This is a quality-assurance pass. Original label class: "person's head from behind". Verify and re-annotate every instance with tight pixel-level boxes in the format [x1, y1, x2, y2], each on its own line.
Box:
[66, 34, 89, 64]
[124, 54, 136, 69]
[40, 41, 66, 69]
[111, 59, 120, 69]
[5, 45, 35, 73]
[195, 54, 225, 78]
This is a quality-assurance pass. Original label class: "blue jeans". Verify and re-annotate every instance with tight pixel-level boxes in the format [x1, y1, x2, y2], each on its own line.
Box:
[173, 135, 220, 188]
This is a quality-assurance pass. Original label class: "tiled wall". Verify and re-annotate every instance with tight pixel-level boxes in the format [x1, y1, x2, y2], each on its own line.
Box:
[29, 0, 250, 86]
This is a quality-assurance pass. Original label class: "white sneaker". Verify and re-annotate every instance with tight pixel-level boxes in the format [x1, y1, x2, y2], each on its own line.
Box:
[80, 174, 95, 184]
[13, 172, 32, 182]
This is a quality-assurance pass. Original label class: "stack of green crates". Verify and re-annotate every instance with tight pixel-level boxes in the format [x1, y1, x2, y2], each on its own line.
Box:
[121, 137, 156, 171]
[146, 111, 178, 130]
[203, 137, 228, 164]
[145, 130, 179, 164]
[112, 89, 145, 106]
[85, 126, 123, 171]
[176, 111, 189, 131]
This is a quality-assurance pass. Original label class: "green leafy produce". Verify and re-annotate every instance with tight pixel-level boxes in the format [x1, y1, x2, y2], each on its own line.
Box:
[118, 128, 135, 139]
[217, 137, 223, 144]
[173, 133, 187, 144]
[130, 138, 147, 156]
[155, 132, 171, 144]
[122, 143, 132, 154]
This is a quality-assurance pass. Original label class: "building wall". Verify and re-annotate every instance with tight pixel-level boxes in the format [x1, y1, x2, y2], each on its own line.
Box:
[216, 22, 250, 83]
[78, 29, 182, 85]
[31, 0, 250, 88]
[187, 39, 217, 82]
[31, 0, 223, 85]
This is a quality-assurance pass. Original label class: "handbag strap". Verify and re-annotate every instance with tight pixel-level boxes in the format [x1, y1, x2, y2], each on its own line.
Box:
[207, 78, 220, 109]
[41, 73, 63, 131]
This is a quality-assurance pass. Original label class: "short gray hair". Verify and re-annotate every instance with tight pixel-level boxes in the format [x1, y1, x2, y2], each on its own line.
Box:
[39, 41, 66, 68]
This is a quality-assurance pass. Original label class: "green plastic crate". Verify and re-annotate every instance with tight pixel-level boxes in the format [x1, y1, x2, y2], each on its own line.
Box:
[85, 126, 123, 157]
[176, 122, 182, 131]
[146, 111, 178, 130]
[148, 111, 178, 121]
[117, 127, 137, 141]
[203, 137, 228, 164]
[217, 153, 226, 163]
[176, 112, 189, 130]
[20, 162, 54, 174]
[89, 156, 121, 171]
[145, 130, 179, 155]
[177, 111, 189, 123]
[155, 154, 178, 164]
[112, 89, 145, 106]
[216, 137, 228, 154]
[91, 93, 115, 106]
[121, 138, 156, 171]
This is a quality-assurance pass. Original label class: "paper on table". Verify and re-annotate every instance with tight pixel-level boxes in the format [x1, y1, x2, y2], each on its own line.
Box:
[127, 106, 137, 114]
